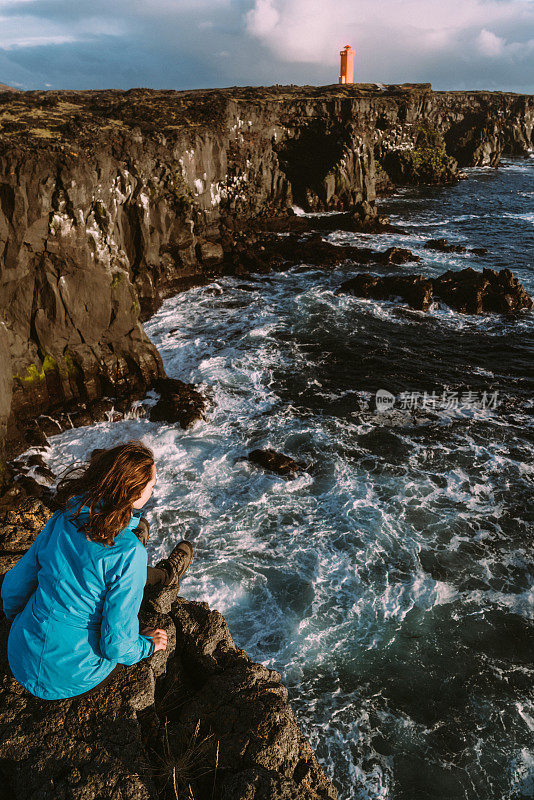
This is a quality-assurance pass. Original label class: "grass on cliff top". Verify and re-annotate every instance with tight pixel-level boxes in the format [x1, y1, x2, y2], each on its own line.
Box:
[0, 83, 427, 134]
[0, 83, 527, 149]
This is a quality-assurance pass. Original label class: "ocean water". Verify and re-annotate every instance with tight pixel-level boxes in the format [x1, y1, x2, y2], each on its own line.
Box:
[30, 158, 533, 799]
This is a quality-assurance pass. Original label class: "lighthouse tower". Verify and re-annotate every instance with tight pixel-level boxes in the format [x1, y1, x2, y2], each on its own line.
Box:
[339, 45, 355, 84]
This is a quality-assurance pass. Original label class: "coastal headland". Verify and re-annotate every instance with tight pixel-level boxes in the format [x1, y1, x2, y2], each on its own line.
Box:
[0, 82, 533, 482]
[0, 83, 533, 799]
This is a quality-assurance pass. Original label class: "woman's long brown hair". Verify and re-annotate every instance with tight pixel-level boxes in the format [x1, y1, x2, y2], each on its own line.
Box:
[54, 440, 155, 546]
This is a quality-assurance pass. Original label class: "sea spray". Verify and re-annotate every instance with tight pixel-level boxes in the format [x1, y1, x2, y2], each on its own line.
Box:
[38, 158, 534, 800]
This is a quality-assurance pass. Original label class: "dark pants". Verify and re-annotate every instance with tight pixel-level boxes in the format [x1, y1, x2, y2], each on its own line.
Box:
[74, 661, 125, 697]
[146, 565, 167, 586]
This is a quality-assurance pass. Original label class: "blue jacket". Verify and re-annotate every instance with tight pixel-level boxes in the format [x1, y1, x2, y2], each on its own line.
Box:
[0, 499, 154, 700]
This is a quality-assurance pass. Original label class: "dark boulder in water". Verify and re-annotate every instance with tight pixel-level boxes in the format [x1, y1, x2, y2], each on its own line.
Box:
[337, 273, 435, 311]
[149, 377, 208, 428]
[0, 498, 338, 800]
[248, 448, 305, 476]
[434, 267, 533, 314]
[470, 247, 489, 256]
[383, 246, 421, 264]
[338, 267, 533, 315]
[424, 238, 466, 254]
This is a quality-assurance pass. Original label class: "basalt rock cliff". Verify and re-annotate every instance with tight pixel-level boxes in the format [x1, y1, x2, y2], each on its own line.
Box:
[0, 83, 533, 483]
[0, 496, 338, 800]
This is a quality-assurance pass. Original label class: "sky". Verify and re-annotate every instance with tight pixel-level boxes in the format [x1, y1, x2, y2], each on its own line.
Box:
[0, 0, 533, 92]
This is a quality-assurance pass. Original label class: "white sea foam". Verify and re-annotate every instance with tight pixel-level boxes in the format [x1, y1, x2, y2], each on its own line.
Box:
[34, 162, 534, 799]
[503, 211, 534, 224]
[35, 268, 534, 797]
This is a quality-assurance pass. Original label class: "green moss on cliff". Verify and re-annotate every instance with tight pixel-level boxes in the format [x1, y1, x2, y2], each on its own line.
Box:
[93, 201, 110, 234]
[379, 123, 458, 186]
[411, 125, 450, 172]
[173, 193, 194, 212]
[375, 160, 389, 180]
[14, 354, 58, 385]
[166, 169, 195, 212]
[332, 163, 348, 194]
[63, 350, 80, 377]
[43, 355, 59, 377]
[13, 349, 83, 390]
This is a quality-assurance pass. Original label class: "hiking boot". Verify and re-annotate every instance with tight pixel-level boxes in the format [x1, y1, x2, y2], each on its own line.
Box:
[133, 517, 151, 547]
[154, 540, 194, 588]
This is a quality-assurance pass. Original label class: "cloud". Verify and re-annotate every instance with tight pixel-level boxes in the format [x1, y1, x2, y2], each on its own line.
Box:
[246, 0, 280, 37]
[476, 29, 506, 57]
[0, 0, 532, 91]
[245, 0, 534, 63]
[0, 32, 77, 49]
[0, 1, 126, 50]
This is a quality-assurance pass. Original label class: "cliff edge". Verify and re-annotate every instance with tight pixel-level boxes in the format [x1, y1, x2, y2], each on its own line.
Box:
[0, 496, 338, 800]
[0, 84, 533, 800]
[0, 83, 532, 482]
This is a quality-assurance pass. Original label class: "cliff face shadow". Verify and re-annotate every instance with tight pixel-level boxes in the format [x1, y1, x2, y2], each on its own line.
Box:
[276, 123, 348, 210]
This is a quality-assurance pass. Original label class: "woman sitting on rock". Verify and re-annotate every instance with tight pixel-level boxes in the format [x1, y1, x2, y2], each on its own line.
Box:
[1, 440, 193, 700]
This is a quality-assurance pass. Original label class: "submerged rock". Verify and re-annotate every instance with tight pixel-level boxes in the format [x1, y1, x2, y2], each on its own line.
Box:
[425, 240, 487, 258]
[0, 499, 337, 800]
[357, 428, 412, 464]
[337, 267, 533, 315]
[227, 232, 420, 275]
[248, 449, 306, 476]
[337, 273, 434, 311]
[424, 238, 466, 254]
[248, 210, 397, 235]
[383, 246, 420, 264]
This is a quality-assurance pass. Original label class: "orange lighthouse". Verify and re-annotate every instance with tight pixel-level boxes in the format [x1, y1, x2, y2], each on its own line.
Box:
[339, 45, 355, 84]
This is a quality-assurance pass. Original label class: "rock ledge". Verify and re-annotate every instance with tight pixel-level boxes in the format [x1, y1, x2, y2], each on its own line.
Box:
[0, 498, 337, 800]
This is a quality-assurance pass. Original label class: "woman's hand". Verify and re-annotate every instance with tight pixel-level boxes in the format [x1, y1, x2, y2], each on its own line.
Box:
[140, 627, 167, 652]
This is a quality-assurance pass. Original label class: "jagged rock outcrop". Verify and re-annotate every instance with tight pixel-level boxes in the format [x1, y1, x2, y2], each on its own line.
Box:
[424, 238, 492, 255]
[337, 266, 533, 314]
[227, 230, 421, 274]
[0, 83, 532, 483]
[0, 496, 338, 800]
[377, 120, 458, 185]
[149, 377, 209, 427]
[372, 86, 534, 173]
[425, 238, 467, 253]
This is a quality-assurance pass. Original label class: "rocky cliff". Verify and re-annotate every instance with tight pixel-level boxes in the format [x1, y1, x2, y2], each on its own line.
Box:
[0, 83, 533, 800]
[0, 496, 338, 800]
[0, 83, 533, 482]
